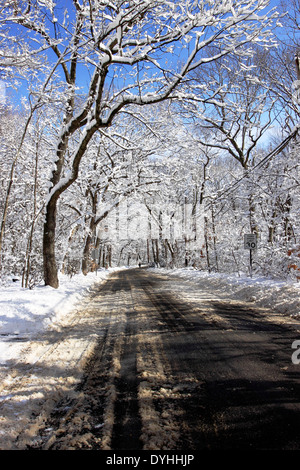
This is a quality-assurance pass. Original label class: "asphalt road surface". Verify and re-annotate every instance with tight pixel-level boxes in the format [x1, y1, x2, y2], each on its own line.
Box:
[19, 268, 300, 450]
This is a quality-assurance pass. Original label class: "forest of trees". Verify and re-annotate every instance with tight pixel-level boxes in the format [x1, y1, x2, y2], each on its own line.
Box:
[0, 0, 299, 288]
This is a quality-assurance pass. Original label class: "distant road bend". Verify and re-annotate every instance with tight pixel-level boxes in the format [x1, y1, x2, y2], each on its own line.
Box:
[8, 268, 300, 450]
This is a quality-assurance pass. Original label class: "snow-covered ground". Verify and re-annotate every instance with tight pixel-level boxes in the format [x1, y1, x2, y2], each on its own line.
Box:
[1, 267, 299, 367]
[0, 268, 122, 366]
[149, 267, 300, 318]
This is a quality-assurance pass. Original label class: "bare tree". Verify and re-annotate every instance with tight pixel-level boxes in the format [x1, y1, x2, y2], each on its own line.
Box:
[2, 0, 278, 286]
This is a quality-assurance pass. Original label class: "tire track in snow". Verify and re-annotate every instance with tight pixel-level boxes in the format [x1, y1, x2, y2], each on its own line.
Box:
[39, 277, 128, 450]
[5, 268, 300, 450]
[110, 274, 143, 450]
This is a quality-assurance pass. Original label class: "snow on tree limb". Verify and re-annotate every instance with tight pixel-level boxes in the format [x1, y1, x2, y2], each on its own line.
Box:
[0, 0, 280, 286]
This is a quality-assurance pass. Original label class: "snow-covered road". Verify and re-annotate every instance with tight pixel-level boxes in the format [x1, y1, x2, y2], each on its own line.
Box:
[0, 267, 300, 450]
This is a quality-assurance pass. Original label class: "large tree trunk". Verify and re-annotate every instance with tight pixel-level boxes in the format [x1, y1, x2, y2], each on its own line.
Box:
[43, 198, 59, 288]
[42, 122, 99, 287]
[82, 233, 93, 276]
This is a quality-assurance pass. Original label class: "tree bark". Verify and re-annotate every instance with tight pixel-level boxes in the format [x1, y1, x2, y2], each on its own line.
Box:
[43, 197, 59, 288]
[82, 232, 93, 275]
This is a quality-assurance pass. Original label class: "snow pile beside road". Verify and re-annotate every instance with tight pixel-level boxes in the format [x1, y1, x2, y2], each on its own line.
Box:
[152, 268, 300, 318]
[0, 268, 122, 364]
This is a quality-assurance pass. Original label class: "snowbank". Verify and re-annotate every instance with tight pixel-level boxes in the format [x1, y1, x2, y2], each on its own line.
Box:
[0, 268, 122, 364]
[150, 268, 300, 319]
